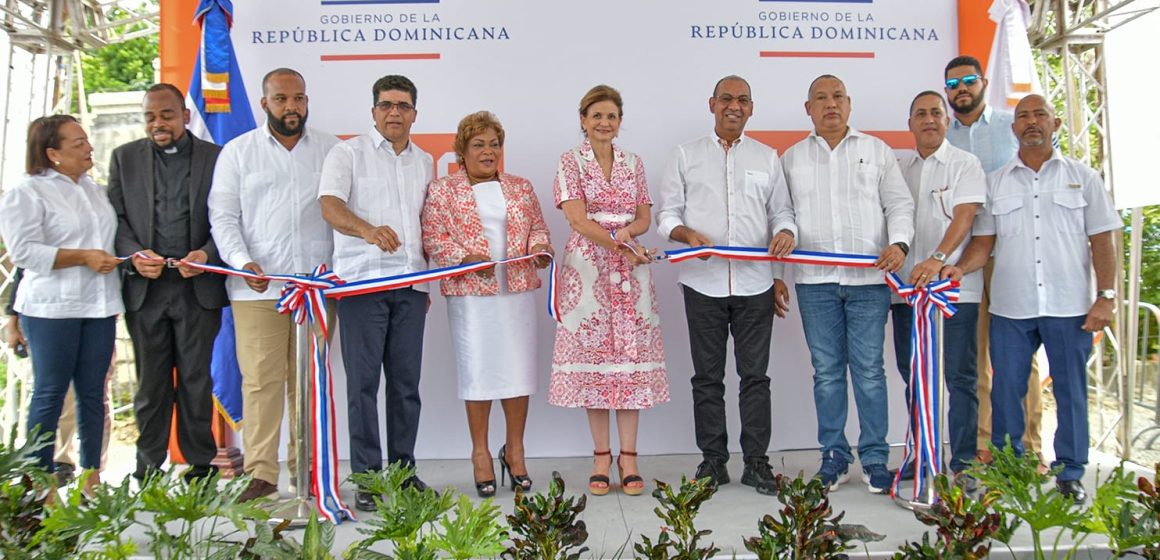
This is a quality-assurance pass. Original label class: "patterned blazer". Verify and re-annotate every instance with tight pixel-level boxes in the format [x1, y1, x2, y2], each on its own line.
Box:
[422, 170, 551, 296]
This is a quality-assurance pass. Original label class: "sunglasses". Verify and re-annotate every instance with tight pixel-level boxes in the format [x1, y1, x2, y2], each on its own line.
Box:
[945, 74, 981, 89]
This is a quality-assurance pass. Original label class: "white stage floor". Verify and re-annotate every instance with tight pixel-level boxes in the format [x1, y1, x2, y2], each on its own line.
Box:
[208, 448, 1140, 559]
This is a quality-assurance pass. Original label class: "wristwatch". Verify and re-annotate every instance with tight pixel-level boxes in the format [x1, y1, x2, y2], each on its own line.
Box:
[931, 251, 947, 264]
[893, 242, 910, 256]
[1097, 289, 1116, 301]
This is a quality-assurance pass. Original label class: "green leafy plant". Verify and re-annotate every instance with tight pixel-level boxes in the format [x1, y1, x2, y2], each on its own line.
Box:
[428, 494, 507, 559]
[0, 431, 68, 559]
[39, 472, 143, 559]
[1137, 464, 1160, 559]
[969, 439, 1086, 559]
[503, 471, 588, 560]
[244, 514, 338, 560]
[634, 476, 720, 560]
[744, 471, 883, 559]
[893, 474, 1016, 559]
[1081, 463, 1160, 558]
[345, 463, 505, 560]
[136, 470, 271, 559]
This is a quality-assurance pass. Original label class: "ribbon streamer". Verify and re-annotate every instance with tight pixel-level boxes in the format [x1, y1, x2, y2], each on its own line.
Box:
[885, 272, 960, 501]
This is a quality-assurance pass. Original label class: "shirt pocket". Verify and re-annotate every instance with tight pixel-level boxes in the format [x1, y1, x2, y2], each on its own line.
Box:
[854, 162, 881, 196]
[743, 170, 771, 203]
[1051, 190, 1087, 234]
[354, 176, 388, 224]
[990, 195, 1025, 237]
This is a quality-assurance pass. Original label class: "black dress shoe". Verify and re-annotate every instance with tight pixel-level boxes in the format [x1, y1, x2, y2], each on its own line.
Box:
[183, 464, 220, 484]
[355, 491, 380, 512]
[402, 475, 436, 495]
[1056, 479, 1086, 505]
[694, 459, 730, 486]
[741, 461, 778, 495]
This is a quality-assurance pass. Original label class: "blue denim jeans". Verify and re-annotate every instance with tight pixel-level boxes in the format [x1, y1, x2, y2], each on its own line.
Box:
[796, 283, 891, 466]
[21, 315, 115, 471]
[990, 314, 1091, 481]
[891, 303, 980, 472]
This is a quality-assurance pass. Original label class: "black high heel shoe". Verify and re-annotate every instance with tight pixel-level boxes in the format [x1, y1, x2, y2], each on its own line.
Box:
[472, 453, 496, 498]
[498, 444, 532, 492]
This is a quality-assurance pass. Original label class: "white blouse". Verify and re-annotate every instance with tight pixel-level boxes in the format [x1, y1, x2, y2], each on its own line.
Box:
[0, 170, 123, 318]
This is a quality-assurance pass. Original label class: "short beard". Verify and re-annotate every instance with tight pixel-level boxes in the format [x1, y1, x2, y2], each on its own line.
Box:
[950, 92, 984, 115]
[267, 108, 307, 137]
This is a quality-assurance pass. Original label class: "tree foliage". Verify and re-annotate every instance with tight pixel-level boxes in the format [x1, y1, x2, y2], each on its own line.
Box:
[79, 3, 159, 94]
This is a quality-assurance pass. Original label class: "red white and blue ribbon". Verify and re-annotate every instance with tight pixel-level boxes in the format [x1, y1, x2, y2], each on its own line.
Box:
[275, 265, 353, 523]
[661, 246, 879, 268]
[885, 272, 960, 501]
[119, 251, 556, 522]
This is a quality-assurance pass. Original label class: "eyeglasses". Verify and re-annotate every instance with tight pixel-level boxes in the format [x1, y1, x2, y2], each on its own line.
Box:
[715, 95, 752, 108]
[931, 186, 953, 220]
[374, 101, 415, 113]
[945, 74, 981, 90]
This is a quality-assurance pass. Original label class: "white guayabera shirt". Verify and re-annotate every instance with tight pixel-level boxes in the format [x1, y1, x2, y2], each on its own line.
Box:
[209, 124, 339, 301]
[781, 128, 915, 286]
[317, 128, 433, 286]
[896, 140, 987, 303]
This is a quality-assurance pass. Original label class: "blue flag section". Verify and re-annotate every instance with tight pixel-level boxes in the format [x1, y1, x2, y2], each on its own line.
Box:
[189, 0, 254, 428]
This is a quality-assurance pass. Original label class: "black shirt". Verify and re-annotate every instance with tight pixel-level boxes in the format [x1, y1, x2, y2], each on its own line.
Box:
[151, 132, 193, 258]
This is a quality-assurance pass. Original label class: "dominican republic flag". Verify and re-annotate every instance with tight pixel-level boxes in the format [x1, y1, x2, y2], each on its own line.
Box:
[187, 0, 254, 429]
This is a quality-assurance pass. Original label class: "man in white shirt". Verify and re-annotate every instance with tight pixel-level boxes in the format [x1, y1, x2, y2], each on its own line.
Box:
[319, 74, 434, 510]
[656, 75, 797, 495]
[890, 91, 986, 488]
[948, 94, 1120, 504]
[209, 68, 339, 502]
[782, 74, 914, 494]
[944, 54, 1046, 470]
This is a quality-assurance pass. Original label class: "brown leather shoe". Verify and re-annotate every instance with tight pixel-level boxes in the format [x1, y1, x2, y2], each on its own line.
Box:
[975, 449, 993, 464]
[238, 478, 278, 503]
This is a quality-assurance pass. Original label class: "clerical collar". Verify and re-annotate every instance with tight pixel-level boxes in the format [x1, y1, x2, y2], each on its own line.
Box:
[154, 131, 192, 156]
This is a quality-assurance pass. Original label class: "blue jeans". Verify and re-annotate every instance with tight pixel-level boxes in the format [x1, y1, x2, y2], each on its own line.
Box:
[891, 303, 980, 472]
[796, 283, 891, 466]
[22, 315, 116, 471]
[990, 315, 1091, 481]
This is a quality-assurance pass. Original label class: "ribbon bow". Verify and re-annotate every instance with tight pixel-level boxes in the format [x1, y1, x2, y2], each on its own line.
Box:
[885, 272, 960, 503]
[275, 265, 341, 335]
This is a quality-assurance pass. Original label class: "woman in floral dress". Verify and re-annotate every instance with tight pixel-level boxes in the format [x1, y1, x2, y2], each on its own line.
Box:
[548, 85, 668, 496]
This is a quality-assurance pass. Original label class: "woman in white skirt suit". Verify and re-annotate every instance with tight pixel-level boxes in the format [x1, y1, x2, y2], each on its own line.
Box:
[421, 111, 553, 497]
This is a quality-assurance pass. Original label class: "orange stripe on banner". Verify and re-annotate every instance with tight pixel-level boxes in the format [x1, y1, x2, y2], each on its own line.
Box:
[159, 0, 201, 90]
[745, 130, 916, 153]
[958, 0, 997, 72]
[760, 51, 875, 59]
[1012, 82, 1032, 92]
[321, 53, 441, 61]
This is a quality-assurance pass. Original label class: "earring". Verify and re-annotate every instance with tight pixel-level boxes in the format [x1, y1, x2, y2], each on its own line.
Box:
[53, 161, 61, 166]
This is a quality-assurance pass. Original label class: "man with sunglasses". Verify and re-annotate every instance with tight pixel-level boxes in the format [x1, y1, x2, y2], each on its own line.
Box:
[944, 55, 1047, 472]
[319, 74, 434, 511]
[891, 91, 986, 491]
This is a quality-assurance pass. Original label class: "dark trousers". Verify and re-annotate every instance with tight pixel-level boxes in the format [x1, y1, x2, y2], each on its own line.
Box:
[339, 287, 427, 473]
[990, 314, 1091, 481]
[125, 275, 221, 474]
[682, 285, 774, 464]
[22, 316, 115, 471]
[891, 302, 980, 472]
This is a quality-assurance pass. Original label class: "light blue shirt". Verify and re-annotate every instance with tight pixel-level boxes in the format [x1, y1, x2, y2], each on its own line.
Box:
[946, 105, 1018, 173]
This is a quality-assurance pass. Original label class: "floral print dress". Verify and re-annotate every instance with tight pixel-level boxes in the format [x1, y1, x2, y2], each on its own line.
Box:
[547, 140, 668, 410]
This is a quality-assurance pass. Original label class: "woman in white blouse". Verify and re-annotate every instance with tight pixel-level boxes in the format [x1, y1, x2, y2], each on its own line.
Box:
[0, 115, 123, 497]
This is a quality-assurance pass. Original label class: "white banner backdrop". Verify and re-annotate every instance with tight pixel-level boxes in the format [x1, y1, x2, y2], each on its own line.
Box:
[227, 0, 959, 460]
